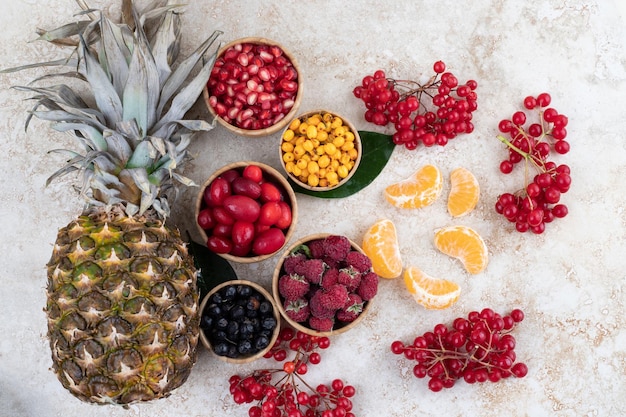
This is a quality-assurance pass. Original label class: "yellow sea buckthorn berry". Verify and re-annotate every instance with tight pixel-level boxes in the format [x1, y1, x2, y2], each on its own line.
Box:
[332, 135, 345, 148]
[300, 168, 309, 178]
[331, 117, 343, 129]
[318, 154, 330, 168]
[307, 114, 322, 126]
[289, 118, 301, 131]
[282, 152, 295, 163]
[318, 168, 327, 178]
[332, 149, 343, 161]
[323, 143, 337, 155]
[330, 159, 340, 170]
[285, 161, 296, 173]
[281, 142, 294, 153]
[307, 174, 320, 187]
[292, 166, 302, 176]
[319, 178, 328, 187]
[311, 138, 320, 148]
[293, 144, 306, 158]
[283, 129, 295, 142]
[306, 124, 317, 139]
[298, 122, 309, 135]
[348, 148, 358, 160]
[340, 153, 351, 166]
[296, 159, 307, 170]
[303, 140, 314, 153]
[301, 154, 311, 162]
[334, 126, 346, 137]
[341, 141, 354, 151]
[326, 169, 338, 181]
[315, 146, 326, 156]
[345, 131, 355, 142]
[322, 112, 333, 123]
[338, 165, 350, 179]
[316, 130, 328, 142]
[307, 161, 320, 175]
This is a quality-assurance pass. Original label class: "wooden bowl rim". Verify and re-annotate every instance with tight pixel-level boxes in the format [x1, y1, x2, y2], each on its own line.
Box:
[199, 279, 281, 364]
[194, 161, 299, 263]
[271, 233, 373, 337]
[278, 109, 362, 192]
[202, 36, 303, 137]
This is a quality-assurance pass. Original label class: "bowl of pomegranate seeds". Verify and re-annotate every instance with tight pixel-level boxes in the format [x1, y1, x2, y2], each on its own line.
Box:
[203, 37, 303, 137]
[279, 110, 362, 191]
[195, 161, 298, 263]
[199, 280, 281, 364]
[272, 233, 378, 337]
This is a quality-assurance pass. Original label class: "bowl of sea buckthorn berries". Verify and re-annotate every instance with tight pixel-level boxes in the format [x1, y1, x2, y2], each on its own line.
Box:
[203, 37, 303, 137]
[279, 110, 361, 191]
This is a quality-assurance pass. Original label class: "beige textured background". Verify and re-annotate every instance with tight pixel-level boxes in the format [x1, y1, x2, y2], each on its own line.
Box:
[0, 1, 625, 416]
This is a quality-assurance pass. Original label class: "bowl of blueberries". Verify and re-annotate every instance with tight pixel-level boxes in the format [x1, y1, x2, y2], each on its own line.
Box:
[199, 280, 280, 363]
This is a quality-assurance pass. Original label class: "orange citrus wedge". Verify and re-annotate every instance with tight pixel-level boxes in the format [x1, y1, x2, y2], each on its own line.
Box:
[433, 225, 488, 274]
[403, 266, 461, 309]
[447, 167, 480, 217]
[361, 219, 403, 279]
[384, 164, 443, 209]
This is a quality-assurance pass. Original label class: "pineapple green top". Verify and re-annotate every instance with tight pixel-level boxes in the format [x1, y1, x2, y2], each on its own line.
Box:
[2, 0, 222, 219]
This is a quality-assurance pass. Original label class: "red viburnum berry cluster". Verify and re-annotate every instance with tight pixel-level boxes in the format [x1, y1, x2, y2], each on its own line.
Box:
[279, 235, 378, 332]
[229, 327, 357, 417]
[391, 308, 528, 392]
[495, 93, 571, 234]
[353, 60, 478, 150]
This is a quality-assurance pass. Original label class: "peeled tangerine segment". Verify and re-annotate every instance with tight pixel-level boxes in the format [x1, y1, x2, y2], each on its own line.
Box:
[384, 164, 443, 209]
[362, 218, 403, 279]
[447, 167, 480, 217]
[403, 266, 461, 310]
[433, 225, 488, 274]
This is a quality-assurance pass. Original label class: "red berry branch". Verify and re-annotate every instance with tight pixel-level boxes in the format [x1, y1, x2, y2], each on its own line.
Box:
[229, 326, 357, 417]
[390, 308, 528, 392]
[495, 93, 571, 234]
[353, 61, 478, 150]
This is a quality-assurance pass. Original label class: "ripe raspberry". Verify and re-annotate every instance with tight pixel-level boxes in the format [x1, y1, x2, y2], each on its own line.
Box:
[309, 290, 336, 319]
[344, 250, 372, 273]
[337, 266, 362, 292]
[337, 294, 364, 323]
[322, 235, 352, 262]
[319, 284, 349, 311]
[309, 316, 334, 332]
[283, 252, 307, 275]
[294, 259, 327, 285]
[308, 238, 326, 259]
[320, 267, 340, 289]
[278, 273, 310, 300]
[283, 298, 310, 322]
[357, 271, 379, 301]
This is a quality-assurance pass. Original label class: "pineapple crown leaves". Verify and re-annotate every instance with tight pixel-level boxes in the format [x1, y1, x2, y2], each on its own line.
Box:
[2, 0, 223, 218]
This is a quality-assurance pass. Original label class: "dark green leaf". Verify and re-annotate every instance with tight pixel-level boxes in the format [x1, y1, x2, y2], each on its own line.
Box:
[187, 236, 238, 300]
[289, 130, 395, 198]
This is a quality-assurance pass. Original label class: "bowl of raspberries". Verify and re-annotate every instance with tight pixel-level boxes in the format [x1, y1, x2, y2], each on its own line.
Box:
[272, 233, 379, 336]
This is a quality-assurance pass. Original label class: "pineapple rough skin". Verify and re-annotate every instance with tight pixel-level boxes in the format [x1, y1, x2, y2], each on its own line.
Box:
[45, 206, 199, 404]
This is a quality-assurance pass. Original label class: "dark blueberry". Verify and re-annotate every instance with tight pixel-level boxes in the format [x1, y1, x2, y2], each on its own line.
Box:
[209, 292, 223, 304]
[237, 339, 253, 355]
[249, 317, 260, 331]
[221, 285, 237, 301]
[200, 314, 213, 329]
[226, 344, 239, 358]
[226, 320, 239, 339]
[254, 335, 270, 351]
[206, 303, 221, 317]
[230, 305, 246, 320]
[239, 320, 255, 339]
[213, 342, 229, 356]
[246, 295, 261, 311]
[221, 301, 235, 314]
[236, 284, 252, 298]
[259, 329, 272, 340]
[261, 317, 277, 331]
[259, 301, 273, 315]
[216, 317, 229, 329]
[211, 330, 228, 342]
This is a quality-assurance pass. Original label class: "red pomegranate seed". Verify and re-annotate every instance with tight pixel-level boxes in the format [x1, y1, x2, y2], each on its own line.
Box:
[227, 107, 240, 119]
[259, 50, 274, 63]
[279, 79, 298, 92]
[247, 64, 259, 75]
[258, 67, 271, 81]
[247, 92, 258, 106]
[237, 53, 249, 67]
[269, 45, 283, 57]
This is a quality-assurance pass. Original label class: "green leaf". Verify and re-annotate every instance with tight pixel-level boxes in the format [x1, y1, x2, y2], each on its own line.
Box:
[289, 130, 395, 198]
[187, 236, 238, 301]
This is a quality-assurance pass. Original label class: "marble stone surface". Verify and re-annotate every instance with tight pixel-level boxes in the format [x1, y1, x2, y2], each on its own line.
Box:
[1, 1, 625, 416]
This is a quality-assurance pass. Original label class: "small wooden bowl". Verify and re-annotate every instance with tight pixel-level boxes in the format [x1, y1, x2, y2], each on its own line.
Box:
[272, 233, 373, 337]
[194, 161, 298, 263]
[203, 37, 303, 137]
[199, 280, 281, 364]
[279, 109, 362, 191]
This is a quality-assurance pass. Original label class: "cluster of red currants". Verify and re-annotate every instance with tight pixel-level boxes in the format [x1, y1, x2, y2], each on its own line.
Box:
[228, 326, 357, 417]
[353, 61, 478, 150]
[390, 308, 528, 392]
[495, 93, 571, 234]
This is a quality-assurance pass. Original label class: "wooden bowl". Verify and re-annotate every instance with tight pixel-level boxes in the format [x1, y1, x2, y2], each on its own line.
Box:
[203, 37, 303, 137]
[272, 233, 374, 337]
[199, 280, 281, 364]
[194, 161, 298, 263]
[279, 109, 362, 191]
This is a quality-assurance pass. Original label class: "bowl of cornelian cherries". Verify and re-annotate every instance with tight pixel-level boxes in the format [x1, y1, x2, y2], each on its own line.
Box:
[195, 161, 298, 263]
[203, 37, 303, 137]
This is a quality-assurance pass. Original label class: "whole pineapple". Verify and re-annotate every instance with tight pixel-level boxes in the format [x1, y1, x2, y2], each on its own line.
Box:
[4, 0, 221, 404]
